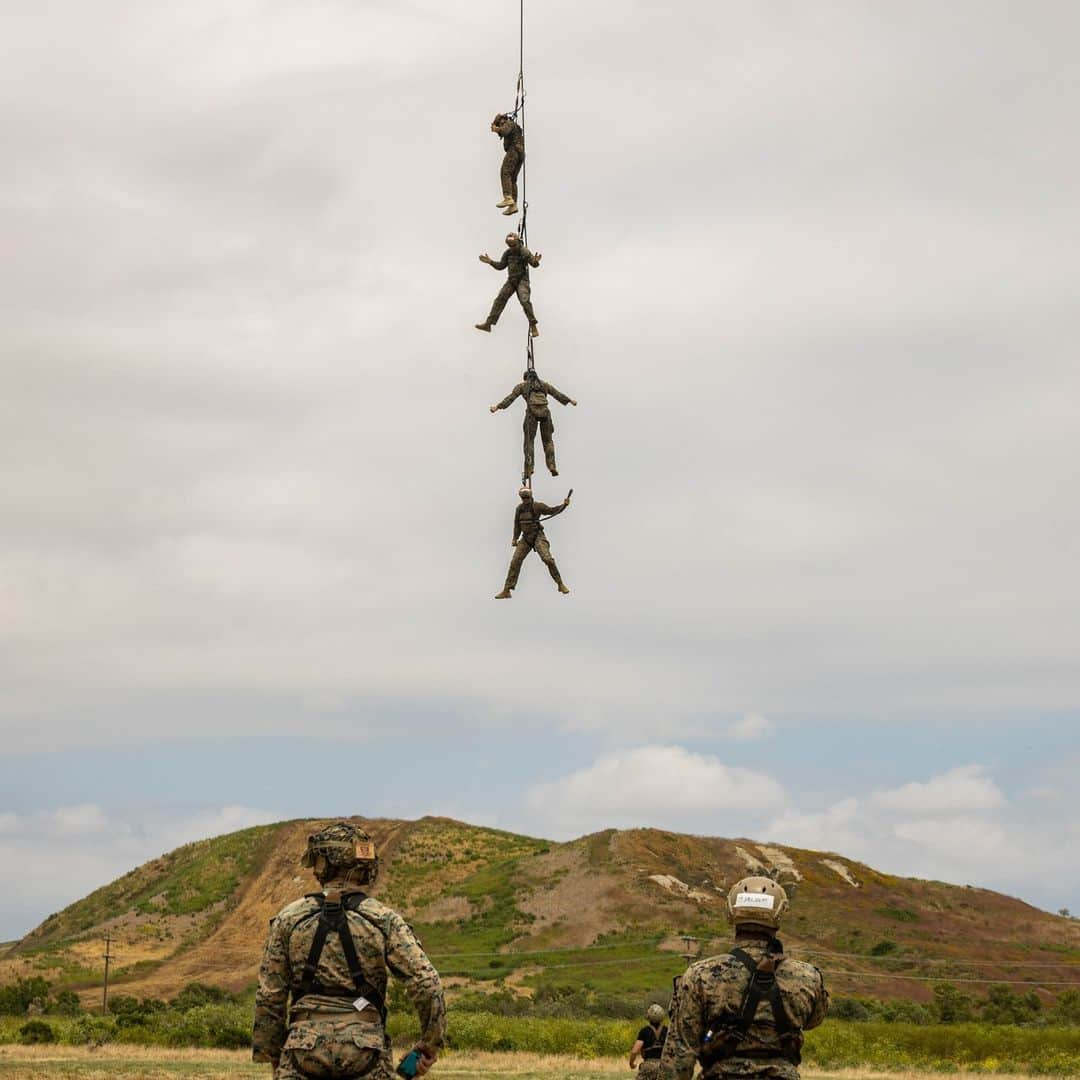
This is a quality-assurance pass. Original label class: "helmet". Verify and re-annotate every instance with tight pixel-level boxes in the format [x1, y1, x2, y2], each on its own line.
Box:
[492, 112, 509, 125]
[726, 875, 789, 929]
[506, 232, 519, 245]
[518, 486, 533, 499]
[646, 1003, 664, 1024]
[523, 368, 538, 380]
[301, 822, 379, 884]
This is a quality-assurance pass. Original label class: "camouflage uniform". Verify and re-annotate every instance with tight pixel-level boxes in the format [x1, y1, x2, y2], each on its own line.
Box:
[253, 826, 445, 1079]
[482, 243, 540, 329]
[658, 938, 827, 1080]
[499, 493, 569, 594]
[494, 373, 574, 478]
[493, 115, 525, 204]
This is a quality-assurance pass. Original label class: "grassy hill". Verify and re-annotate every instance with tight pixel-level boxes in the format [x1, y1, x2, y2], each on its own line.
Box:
[4, 816, 1078, 1006]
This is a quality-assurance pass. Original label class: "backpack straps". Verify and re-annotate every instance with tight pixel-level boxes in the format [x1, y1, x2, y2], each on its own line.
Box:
[700, 943, 802, 1068]
[295, 890, 388, 1022]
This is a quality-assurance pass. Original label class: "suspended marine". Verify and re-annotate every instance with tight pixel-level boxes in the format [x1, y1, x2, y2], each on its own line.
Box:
[495, 486, 571, 599]
[491, 368, 576, 479]
[491, 112, 524, 216]
[475, 232, 541, 337]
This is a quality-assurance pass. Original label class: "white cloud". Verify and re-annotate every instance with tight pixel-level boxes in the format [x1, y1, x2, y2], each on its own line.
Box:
[724, 714, 775, 742]
[525, 745, 787, 836]
[870, 764, 1005, 815]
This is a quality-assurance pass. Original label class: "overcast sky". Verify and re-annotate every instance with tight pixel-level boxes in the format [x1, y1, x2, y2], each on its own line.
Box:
[1, 1, 1078, 940]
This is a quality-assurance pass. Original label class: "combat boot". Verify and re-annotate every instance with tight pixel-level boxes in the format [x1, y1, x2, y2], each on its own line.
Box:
[494, 590, 512, 599]
[529, 323, 540, 338]
[496, 196, 514, 208]
[557, 582, 570, 595]
[475, 322, 493, 332]
[502, 202, 519, 216]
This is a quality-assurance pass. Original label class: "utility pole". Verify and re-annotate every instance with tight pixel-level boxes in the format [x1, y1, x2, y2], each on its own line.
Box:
[680, 933, 699, 964]
[102, 932, 113, 1015]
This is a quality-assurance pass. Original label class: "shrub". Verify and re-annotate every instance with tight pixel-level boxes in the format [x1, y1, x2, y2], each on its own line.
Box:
[18, 1019, 56, 1044]
[0, 977, 51, 1016]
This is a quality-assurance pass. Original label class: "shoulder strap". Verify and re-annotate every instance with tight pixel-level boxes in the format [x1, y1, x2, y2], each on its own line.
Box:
[295, 891, 387, 1021]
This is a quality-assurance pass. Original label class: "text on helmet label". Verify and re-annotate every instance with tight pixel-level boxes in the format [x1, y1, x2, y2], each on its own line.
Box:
[734, 892, 776, 909]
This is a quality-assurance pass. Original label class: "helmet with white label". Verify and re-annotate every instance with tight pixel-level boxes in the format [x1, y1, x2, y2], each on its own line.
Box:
[726, 875, 789, 929]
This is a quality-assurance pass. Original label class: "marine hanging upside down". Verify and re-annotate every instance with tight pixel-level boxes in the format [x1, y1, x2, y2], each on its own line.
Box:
[490, 369, 577, 479]
[491, 112, 524, 216]
[495, 486, 571, 599]
[475, 233, 541, 337]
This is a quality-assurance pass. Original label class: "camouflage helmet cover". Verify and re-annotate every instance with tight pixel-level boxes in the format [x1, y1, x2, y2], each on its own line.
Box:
[518, 486, 533, 499]
[646, 1003, 665, 1024]
[726, 875, 789, 929]
[301, 822, 378, 875]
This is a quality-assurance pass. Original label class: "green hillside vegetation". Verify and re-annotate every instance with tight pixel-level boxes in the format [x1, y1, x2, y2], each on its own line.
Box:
[4, 816, 1079, 1010]
[22, 826, 276, 949]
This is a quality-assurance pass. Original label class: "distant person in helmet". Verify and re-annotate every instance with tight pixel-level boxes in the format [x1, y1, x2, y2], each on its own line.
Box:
[495, 486, 571, 598]
[490, 368, 577, 479]
[630, 1003, 668, 1079]
[491, 112, 524, 216]
[658, 876, 828, 1080]
[253, 822, 446, 1080]
[475, 232, 542, 337]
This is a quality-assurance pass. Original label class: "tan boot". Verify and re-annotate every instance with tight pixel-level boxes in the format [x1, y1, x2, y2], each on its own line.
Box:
[529, 323, 540, 338]
[502, 202, 519, 216]
[496, 196, 514, 208]
[495, 590, 512, 599]
[475, 322, 492, 332]
[557, 583, 570, 595]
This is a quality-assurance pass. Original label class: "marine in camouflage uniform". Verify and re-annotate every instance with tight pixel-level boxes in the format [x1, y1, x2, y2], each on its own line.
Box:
[253, 823, 446, 1080]
[475, 233, 541, 337]
[491, 113, 524, 216]
[490, 369, 577, 479]
[659, 877, 828, 1080]
[495, 487, 571, 598]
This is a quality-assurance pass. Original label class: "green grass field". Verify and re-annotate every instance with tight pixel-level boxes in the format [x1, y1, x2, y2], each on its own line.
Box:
[2, 1015, 1079, 1074]
[0, 1047, 1065, 1080]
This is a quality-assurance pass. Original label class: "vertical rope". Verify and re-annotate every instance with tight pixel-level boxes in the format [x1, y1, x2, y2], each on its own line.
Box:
[517, 0, 534, 373]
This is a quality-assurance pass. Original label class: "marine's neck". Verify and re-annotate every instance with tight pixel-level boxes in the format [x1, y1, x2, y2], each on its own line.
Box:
[734, 927, 776, 945]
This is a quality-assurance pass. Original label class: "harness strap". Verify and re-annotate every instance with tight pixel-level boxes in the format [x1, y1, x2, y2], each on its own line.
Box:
[295, 891, 388, 1022]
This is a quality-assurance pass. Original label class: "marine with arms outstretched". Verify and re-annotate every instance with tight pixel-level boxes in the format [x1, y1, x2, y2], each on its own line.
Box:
[490, 368, 576, 479]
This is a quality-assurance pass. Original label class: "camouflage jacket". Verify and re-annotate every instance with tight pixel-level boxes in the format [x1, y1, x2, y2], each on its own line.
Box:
[496, 379, 571, 418]
[513, 500, 565, 543]
[252, 887, 446, 1065]
[658, 939, 828, 1080]
[490, 245, 539, 281]
[496, 118, 524, 155]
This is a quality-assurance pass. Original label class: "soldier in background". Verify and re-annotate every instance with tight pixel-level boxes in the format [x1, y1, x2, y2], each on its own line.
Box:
[475, 233, 542, 337]
[495, 486, 571, 598]
[491, 112, 525, 216]
[629, 1003, 669, 1079]
[658, 877, 828, 1080]
[253, 822, 445, 1080]
[490, 368, 577, 479]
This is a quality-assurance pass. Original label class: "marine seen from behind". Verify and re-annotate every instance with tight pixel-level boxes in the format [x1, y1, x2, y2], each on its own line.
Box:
[495, 485, 572, 598]
[490, 368, 577, 479]
[253, 822, 446, 1080]
[629, 1003, 669, 1079]
[658, 876, 828, 1080]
